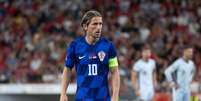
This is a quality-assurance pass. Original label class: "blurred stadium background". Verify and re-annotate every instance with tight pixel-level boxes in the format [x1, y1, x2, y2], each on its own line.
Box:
[0, 0, 201, 101]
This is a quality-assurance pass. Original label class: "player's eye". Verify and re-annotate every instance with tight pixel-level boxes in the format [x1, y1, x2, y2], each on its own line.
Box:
[92, 22, 102, 26]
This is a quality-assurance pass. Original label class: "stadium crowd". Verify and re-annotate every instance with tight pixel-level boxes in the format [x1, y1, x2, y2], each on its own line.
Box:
[0, 0, 201, 95]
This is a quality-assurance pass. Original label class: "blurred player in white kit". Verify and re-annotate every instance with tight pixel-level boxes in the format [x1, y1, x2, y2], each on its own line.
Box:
[131, 45, 157, 101]
[165, 46, 195, 101]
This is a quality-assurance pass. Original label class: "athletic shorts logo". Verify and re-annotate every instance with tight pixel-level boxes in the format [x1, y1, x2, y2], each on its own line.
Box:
[98, 51, 105, 61]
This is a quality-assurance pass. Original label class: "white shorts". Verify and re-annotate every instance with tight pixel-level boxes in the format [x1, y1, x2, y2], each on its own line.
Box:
[172, 88, 190, 101]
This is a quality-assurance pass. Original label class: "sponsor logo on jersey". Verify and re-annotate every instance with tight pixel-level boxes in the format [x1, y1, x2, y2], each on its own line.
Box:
[78, 55, 85, 59]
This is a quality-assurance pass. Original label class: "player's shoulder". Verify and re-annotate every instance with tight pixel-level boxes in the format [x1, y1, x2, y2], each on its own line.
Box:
[99, 37, 112, 44]
[133, 59, 142, 70]
[73, 36, 84, 43]
[177, 58, 194, 64]
[69, 36, 84, 46]
[189, 60, 195, 65]
[135, 59, 143, 65]
[98, 37, 115, 49]
[149, 59, 155, 63]
[174, 58, 183, 63]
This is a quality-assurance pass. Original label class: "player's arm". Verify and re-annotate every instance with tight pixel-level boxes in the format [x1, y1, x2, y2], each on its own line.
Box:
[131, 62, 141, 96]
[108, 43, 120, 101]
[109, 57, 120, 101]
[60, 67, 72, 101]
[164, 61, 179, 88]
[153, 69, 157, 88]
[190, 63, 196, 83]
[131, 69, 138, 90]
[60, 42, 75, 101]
[131, 68, 140, 96]
[153, 62, 157, 88]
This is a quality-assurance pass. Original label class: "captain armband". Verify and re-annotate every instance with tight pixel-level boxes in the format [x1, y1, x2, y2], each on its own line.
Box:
[109, 57, 118, 70]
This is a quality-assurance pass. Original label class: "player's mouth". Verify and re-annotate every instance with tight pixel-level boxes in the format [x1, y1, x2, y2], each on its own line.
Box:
[96, 30, 101, 34]
[95, 31, 101, 37]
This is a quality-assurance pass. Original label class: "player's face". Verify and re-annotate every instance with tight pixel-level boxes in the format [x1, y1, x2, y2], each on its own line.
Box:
[184, 48, 193, 59]
[142, 49, 151, 59]
[85, 16, 102, 40]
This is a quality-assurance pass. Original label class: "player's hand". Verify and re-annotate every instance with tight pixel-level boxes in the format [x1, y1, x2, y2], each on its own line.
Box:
[60, 94, 68, 101]
[111, 96, 119, 101]
[169, 82, 179, 89]
[168, 82, 175, 88]
[173, 84, 180, 89]
[135, 89, 140, 96]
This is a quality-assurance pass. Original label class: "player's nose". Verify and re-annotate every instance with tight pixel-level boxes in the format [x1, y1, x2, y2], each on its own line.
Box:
[96, 24, 102, 29]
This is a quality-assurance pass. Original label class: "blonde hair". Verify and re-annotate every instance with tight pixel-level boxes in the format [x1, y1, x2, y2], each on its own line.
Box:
[81, 10, 102, 28]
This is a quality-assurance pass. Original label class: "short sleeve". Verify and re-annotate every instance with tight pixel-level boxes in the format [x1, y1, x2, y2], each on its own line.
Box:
[152, 60, 156, 70]
[108, 42, 118, 70]
[64, 42, 75, 69]
[133, 62, 141, 72]
[108, 43, 117, 58]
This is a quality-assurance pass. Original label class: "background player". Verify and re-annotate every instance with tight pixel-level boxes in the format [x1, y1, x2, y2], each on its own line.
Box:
[165, 46, 195, 101]
[60, 10, 120, 101]
[131, 45, 157, 101]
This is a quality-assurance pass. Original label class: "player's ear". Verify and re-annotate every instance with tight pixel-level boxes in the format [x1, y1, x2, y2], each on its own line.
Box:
[83, 24, 88, 31]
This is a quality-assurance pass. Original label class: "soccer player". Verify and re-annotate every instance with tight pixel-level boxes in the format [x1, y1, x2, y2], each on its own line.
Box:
[60, 10, 120, 101]
[131, 46, 157, 101]
[165, 46, 195, 101]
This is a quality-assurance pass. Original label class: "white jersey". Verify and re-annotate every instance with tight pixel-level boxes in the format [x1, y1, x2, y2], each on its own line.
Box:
[165, 58, 195, 91]
[133, 59, 156, 95]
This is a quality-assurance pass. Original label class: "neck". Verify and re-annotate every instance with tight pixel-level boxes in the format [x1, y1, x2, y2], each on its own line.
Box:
[142, 57, 149, 62]
[182, 56, 189, 62]
[85, 35, 98, 45]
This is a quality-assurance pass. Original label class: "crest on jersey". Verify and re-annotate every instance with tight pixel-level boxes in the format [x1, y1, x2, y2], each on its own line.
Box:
[98, 51, 105, 61]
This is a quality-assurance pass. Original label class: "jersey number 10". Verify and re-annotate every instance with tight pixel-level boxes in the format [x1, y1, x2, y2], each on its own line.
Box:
[88, 64, 97, 76]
